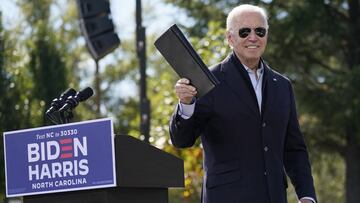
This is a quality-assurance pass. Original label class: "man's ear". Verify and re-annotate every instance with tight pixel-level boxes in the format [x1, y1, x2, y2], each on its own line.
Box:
[226, 30, 234, 49]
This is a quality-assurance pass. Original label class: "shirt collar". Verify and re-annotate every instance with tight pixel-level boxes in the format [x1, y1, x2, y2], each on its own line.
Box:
[242, 62, 264, 75]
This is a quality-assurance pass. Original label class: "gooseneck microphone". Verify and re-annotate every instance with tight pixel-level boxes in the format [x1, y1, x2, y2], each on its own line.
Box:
[59, 87, 94, 113]
[46, 88, 77, 124]
[46, 88, 77, 115]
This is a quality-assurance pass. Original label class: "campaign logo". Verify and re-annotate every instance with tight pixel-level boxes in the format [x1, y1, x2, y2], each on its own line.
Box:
[4, 118, 116, 197]
[28, 136, 89, 189]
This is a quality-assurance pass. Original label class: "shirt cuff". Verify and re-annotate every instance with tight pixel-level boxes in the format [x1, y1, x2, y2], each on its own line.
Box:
[177, 101, 195, 119]
[300, 197, 316, 203]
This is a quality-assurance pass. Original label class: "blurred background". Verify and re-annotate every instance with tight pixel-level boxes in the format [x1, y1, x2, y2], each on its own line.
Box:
[0, 0, 359, 203]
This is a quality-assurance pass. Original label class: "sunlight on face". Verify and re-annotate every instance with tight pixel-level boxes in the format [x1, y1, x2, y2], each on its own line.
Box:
[226, 11, 268, 68]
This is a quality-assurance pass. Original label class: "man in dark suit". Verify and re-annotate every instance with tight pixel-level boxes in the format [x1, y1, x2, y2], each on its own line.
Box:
[169, 4, 317, 203]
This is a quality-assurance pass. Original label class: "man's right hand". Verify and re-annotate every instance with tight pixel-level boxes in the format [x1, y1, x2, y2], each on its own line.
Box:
[174, 78, 197, 104]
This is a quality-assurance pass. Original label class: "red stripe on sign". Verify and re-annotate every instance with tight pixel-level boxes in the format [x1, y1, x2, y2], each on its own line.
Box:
[60, 138, 72, 144]
[61, 146, 73, 151]
[60, 153, 73, 158]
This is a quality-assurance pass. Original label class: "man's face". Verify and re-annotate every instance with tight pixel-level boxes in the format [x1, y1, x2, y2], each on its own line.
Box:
[226, 11, 268, 66]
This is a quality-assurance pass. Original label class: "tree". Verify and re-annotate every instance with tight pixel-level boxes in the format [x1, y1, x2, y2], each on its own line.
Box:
[0, 1, 93, 199]
[265, 1, 360, 203]
[18, 0, 69, 126]
[0, 11, 33, 200]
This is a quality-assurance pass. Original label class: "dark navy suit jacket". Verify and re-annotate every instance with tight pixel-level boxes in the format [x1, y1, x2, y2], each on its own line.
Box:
[170, 53, 317, 203]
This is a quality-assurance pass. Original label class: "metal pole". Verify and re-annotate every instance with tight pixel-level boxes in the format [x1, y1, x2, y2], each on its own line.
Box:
[94, 59, 101, 117]
[136, 0, 150, 143]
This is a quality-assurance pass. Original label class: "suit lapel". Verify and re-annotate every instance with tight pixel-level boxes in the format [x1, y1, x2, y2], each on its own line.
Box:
[261, 61, 278, 121]
[220, 54, 260, 119]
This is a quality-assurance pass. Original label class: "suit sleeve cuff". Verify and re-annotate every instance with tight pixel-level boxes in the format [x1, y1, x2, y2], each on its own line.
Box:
[177, 101, 195, 119]
[300, 197, 316, 203]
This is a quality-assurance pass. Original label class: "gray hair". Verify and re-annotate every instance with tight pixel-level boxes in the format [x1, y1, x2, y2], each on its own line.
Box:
[226, 4, 269, 31]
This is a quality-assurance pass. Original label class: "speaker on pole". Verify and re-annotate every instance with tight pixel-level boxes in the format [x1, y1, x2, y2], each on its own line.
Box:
[76, 0, 120, 60]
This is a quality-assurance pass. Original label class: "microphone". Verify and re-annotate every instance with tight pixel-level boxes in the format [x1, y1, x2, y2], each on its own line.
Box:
[46, 88, 77, 115]
[59, 87, 94, 113]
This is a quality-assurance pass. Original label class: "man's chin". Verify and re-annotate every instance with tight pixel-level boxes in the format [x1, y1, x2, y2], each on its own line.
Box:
[244, 56, 261, 62]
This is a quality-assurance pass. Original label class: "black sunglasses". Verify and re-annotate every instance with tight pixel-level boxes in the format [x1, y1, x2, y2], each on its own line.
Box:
[238, 27, 267, 38]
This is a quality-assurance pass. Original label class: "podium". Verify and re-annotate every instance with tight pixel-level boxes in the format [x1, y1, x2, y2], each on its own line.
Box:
[23, 135, 184, 203]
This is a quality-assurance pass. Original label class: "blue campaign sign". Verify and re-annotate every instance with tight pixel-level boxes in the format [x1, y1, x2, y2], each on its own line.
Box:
[3, 118, 116, 197]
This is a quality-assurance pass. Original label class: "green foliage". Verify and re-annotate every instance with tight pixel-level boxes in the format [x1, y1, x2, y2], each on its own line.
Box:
[1, 0, 359, 202]
[163, 0, 234, 37]
[193, 21, 229, 66]
[27, 24, 68, 125]
[0, 11, 32, 200]
[100, 37, 141, 137]
[0, 1, 93, 200]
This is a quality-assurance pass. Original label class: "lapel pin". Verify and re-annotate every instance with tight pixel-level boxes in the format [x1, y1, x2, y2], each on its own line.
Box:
[273, 77, 277, 82]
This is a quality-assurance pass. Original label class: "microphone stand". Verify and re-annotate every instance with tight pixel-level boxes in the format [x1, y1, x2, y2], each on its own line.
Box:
[59, 109, 74, 124]
[46, 87, 93, 125]
[46, 112, 60, 125]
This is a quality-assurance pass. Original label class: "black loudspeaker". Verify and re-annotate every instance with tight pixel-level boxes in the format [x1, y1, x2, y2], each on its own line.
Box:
[77, 0, 120, 60]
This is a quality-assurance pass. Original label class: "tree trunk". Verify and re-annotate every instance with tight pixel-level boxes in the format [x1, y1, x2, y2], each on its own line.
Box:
[345, 126, 360, 203]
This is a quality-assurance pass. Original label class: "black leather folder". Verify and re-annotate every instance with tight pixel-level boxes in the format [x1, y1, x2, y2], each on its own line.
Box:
[154, 24, 220, 98]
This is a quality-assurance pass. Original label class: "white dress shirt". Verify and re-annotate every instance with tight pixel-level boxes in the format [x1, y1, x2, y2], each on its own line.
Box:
[178, 62, 264, 117]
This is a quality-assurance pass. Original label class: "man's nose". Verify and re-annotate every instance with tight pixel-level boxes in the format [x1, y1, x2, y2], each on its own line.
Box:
[248, 31, 258, 41]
